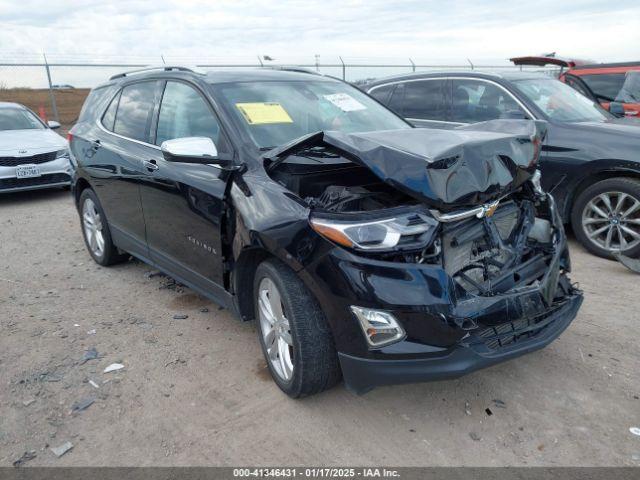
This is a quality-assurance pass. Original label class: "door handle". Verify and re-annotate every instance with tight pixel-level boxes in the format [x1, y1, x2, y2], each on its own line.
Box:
[143, 159, 159, 172]
[90, 140, 101, 151]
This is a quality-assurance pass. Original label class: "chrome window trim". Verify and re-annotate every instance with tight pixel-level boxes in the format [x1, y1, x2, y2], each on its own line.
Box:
[96, 117, 161, 150]
[95, 82, 228, 169]
[367, 76, 536, 121]
[96, 118, 224, 170]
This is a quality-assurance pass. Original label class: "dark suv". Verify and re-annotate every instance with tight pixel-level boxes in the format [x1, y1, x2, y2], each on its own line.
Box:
[70, 66, 582, 396]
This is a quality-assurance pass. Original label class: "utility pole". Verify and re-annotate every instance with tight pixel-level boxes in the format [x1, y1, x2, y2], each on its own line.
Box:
[43, 53, 60, 123]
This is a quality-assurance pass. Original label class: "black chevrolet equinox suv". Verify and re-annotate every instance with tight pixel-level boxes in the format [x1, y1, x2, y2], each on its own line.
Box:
[70, 66, 583, 397]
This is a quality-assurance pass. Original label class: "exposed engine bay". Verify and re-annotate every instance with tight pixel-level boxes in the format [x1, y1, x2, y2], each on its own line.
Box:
[264, 121, 571, 301]
[268, 145, 415, 213]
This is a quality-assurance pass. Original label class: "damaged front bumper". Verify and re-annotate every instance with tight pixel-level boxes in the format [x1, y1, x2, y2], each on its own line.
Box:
[303, 194, 583, 394]
[339, 292, 582, 394]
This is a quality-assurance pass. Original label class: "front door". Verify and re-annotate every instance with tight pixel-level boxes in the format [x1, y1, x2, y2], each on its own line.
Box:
[139, 80, 233, 290]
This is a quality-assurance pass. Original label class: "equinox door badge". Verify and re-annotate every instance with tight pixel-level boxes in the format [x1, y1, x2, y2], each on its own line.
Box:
[187, 235, 217, 255]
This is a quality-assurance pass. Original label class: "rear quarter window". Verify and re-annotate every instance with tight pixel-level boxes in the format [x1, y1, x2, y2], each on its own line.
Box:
[368, 84, 394, 104]
[78, 85, 114, 123]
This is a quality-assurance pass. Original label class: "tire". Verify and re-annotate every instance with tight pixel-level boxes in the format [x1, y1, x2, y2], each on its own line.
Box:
[571, 177, 640, 259]
[253, 258, 341, 398]
[78, 188, 128, 266]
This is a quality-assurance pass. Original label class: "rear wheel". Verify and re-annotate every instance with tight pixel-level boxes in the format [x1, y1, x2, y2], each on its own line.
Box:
[254, 259, 341, 398]
[571, 177, 640, 259]
[79, 189, 128, 266]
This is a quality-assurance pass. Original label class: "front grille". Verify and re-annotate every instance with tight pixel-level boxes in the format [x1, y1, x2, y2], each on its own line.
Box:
[442, 201, 520, 281]
[475, 306, 560, 351]
[0, 173, 70, 190]
[0, 151, 58, 167]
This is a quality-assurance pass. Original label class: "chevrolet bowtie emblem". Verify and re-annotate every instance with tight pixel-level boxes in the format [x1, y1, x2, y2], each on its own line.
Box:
[476, 200, 500, 219]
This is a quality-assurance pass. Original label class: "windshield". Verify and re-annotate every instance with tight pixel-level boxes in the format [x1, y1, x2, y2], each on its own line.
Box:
[512, 78, 611, 123]
[615, 71, 640, 103]
[213, 80, 409, 148]
[0, 108, 45, 131]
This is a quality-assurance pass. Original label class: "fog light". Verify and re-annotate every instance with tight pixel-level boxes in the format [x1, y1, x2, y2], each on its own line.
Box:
[350, 306, 406, 348]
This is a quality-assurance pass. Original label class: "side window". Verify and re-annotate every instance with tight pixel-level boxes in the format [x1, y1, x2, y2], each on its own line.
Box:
[580, 73, 626, 101]
[78, 86, 111, 123]
[451, 79, 525, 123]
[101, 91, 120, 131]
[368, 84, 394, 104]
[401, 80, 449, 121]
[113, 81, 159, 142]
[387, 84, 406, 115]
[156, 81, 224, 150]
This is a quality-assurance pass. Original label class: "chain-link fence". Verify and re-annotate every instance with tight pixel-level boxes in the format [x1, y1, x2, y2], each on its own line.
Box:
[0, 54, 556, 132]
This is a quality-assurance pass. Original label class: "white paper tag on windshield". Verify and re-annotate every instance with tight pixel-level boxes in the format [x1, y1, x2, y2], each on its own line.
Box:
[323, 93, 367, 112]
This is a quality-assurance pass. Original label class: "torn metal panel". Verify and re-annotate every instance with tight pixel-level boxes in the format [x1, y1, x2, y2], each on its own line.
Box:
[265, 120, 547, 210]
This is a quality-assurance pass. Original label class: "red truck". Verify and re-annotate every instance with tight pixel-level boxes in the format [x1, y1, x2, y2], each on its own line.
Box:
[510, 54, 640, 118]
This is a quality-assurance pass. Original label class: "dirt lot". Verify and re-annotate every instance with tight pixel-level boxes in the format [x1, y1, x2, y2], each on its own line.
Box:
[0, 88, 89, 130]
[0, 189, 639, 467]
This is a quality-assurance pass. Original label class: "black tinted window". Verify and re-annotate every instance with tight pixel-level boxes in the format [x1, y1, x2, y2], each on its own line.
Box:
[156, 81, 223, 148]
[368, 84, 394, 104]
[451, 79, 525, 123]
[101, 91, 120, 131]
[387, 84, 406, 115]
[580, 73, 626, 101]
[401, 80, 449, 120]
[113, 81, 159, 142]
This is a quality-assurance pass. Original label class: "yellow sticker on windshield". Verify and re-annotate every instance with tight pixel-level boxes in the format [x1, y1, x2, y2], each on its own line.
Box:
[235, 102, 293, 125]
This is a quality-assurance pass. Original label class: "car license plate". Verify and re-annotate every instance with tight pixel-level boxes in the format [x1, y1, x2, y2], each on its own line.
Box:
[15, 165, 41, 179]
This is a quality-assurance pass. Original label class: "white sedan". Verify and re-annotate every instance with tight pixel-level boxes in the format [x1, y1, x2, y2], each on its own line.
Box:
[0, 102, 71, 193]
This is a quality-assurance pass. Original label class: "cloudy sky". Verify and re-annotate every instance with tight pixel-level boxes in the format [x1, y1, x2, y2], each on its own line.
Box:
[2, 0, 639, 61]
[1, 0, 639, 86]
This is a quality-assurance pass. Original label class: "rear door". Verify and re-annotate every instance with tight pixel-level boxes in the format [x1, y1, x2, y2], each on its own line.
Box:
[81, 80, 162, 258]
[138, 79, 233, 291]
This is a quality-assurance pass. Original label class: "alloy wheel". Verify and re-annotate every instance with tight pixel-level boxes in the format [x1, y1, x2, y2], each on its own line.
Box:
[257, 277, 294, 382]
[82, 198, 105, 258]
[581, 191, 640, 253]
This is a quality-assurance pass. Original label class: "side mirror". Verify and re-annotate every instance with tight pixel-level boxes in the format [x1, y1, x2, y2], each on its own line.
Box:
[47, 120, 61, 129]
[609, 102, 625, 117]
[160, 137, 234, 168]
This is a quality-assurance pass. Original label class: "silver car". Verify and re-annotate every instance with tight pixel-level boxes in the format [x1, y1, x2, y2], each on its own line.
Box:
[0, 102, 71, 193]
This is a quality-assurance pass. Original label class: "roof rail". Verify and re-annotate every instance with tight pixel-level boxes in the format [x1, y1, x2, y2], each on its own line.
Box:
[261, 66, 322, 76]
[109, 65, 197, 81]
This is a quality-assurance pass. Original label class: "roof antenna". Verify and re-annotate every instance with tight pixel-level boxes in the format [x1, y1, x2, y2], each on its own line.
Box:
[467, 58, 474, 70]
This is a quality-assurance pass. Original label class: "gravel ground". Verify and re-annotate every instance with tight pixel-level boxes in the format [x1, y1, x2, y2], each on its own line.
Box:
[1, 189, 639, 467]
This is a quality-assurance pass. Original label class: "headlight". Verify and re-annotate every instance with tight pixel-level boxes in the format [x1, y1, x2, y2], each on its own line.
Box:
[309, 211, 437, 251]
[55, 149, 69, 158]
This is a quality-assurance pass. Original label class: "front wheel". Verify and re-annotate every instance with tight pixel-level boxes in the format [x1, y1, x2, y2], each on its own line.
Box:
[254, 259, 341, 398]
[571, 177, 640, 259]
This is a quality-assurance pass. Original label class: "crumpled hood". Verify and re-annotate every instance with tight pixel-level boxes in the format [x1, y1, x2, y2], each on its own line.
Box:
[266, 120, 547, 211]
